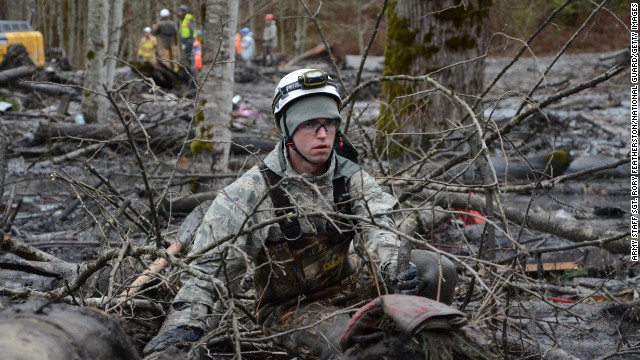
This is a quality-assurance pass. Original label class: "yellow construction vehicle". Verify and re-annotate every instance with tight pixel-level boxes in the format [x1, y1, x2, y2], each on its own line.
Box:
[0, 20, 45, 67]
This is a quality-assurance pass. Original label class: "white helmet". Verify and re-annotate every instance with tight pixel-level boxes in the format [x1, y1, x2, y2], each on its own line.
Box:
[160, 9, 170, 18]
[144, 27, 152, 33]
[272, 69, 341, 125]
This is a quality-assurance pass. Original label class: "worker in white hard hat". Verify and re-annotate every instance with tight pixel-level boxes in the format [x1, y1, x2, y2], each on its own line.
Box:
[142, 69, 457, 359]
[138, 27, 157, 65]
[152, 8, 178, 71]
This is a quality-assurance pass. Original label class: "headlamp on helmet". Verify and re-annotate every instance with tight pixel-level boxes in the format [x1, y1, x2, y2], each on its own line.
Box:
[272, 69, 339, 122]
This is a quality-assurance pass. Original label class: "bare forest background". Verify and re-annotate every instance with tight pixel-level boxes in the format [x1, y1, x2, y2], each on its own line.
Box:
[0, 0, 636, 359]
[0, 0, 630, 70]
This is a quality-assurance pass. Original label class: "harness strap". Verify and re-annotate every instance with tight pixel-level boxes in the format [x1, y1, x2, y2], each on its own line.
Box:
[260, 164, 302, 247]
[259, 163, 353, 249]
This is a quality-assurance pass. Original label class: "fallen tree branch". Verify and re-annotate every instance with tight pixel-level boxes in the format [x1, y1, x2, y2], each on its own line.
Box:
[0, 234, 79, 278]
[119, 241, 183, 298]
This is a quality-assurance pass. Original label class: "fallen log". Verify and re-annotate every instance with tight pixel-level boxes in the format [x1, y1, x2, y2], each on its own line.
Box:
[134, 61, 184, 89]
[283, 42, 344, 68]
[28, 119, 191, 148]
[1, 234, 79, 278]
[0, 257, 75, 279]
[231, 135, 277, 154]
[0, 299, 140, 360]
[49, 69, 83, 85]
[0, 65, 36, 85]
[425, 189, 629, 254]
[15, 81, 79, 96]
[27, 120, 276, 155]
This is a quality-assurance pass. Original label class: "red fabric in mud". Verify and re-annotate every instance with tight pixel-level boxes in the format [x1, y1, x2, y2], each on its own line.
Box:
[339, 294, 468, 351]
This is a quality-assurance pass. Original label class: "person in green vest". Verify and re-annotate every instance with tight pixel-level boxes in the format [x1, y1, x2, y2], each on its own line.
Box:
[176, 4, 196, 73]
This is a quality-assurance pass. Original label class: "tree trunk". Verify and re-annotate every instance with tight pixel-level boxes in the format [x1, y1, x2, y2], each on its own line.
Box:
[294, 0, 307, 55]
[81, 0, 110, 124]
[105, 0, 124, 88]
[0, 134, 7, 225]
[192, 0, 238, 178]
[379, 0, 490, 151]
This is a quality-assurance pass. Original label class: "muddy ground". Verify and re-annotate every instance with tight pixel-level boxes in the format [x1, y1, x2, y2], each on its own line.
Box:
[0, 49, 637, 359]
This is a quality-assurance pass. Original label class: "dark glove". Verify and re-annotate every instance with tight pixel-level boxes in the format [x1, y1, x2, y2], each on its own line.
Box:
[383, 261, 420, 296]
[143, 325, 204, 356]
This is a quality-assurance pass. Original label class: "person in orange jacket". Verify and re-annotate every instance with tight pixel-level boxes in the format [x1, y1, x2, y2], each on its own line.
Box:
[193, 37, 202, 72]
[235, 32, 242, 59]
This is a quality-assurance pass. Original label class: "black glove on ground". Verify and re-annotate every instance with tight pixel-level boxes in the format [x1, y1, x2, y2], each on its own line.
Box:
[143, 325, 204, 356]
[384, 261, 420, 296]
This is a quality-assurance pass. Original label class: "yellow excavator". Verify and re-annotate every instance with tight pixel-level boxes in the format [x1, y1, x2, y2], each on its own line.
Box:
[0, 20, 45, 67]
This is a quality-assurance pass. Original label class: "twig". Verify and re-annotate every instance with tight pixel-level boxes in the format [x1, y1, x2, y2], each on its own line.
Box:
[343, 0, 388, 133]
[84, 163, 153, 233]
[104, 87, 163, 248]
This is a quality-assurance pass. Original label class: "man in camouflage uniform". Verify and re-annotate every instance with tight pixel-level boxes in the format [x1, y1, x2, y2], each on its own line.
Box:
[143, 69, 457, 359]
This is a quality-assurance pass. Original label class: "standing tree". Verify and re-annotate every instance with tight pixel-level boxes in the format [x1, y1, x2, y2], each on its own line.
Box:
[378, 0, 490, 152]
[81, 0, 110, 123]
[191, 0, 239, 178]
[105, 0, 123, 88]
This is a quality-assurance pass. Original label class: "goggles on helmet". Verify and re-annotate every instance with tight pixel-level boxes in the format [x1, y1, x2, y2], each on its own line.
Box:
[272, 70, 337, 113]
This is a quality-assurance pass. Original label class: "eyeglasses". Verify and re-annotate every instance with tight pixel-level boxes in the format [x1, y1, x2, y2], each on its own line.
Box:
[298, 119, 338, 134]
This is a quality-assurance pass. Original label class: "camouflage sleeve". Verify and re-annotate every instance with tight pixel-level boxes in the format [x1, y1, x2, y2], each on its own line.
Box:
[348, 170, 399, 269]
[173, 167, 269, 311]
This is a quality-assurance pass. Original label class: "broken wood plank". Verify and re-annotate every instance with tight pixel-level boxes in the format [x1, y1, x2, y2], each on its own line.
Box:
[119, 241, 182, 298]
[524, 261, 579, 273]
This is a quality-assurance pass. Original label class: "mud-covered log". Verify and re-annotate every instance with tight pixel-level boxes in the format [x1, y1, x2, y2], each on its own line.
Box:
[231, 135, 277, 154]
[27, 120, 276, 155]
[427, 189, 629, 254]
[134, 61, 184, 89]
[0, 234, 79, 278]
[0, 299, 140, 360]
[0, 65, 37, 85]
[14, 81, 80, 96]
[0, 257, 75, 278]
[28, 120, 190, 147]
[283, 42, 344, 68]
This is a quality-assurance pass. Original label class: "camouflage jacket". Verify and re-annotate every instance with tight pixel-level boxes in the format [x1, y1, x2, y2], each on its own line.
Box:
[170, 143, 400, 329]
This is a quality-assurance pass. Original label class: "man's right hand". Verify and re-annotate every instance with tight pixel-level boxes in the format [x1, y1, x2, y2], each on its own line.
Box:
[143, 325, 204, 356]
